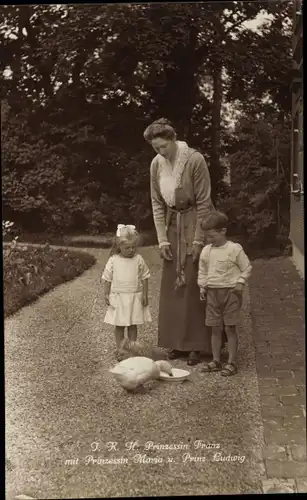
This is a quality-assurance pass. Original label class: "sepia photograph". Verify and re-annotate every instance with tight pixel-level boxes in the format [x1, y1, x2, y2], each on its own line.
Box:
[2, 0, 305, 498]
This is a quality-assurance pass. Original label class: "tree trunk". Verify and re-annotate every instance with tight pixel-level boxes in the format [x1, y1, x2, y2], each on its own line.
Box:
[154, 27, 199, 141]
[210, 63, 223, 204]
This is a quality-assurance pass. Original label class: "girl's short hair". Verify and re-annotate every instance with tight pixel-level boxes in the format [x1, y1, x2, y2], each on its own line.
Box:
[109, 232, 139, 257]
[201, 211, 229, 231]
[143, 118, 176, 142]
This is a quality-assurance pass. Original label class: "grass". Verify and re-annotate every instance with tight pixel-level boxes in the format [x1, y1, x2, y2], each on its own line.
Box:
[3, 229, 159, 249]
[3, 229, 291, 259]
[3, 244, 96, 318]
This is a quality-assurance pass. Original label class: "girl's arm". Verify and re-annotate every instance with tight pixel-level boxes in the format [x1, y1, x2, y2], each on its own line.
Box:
[139, 256, 150, 307]
[101, 256, 113, 306]
[142, 278, 149, 307]
[104, 280, 111, 306]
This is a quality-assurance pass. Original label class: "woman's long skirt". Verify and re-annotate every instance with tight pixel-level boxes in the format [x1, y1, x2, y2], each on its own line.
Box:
[157, 216, 212, 354]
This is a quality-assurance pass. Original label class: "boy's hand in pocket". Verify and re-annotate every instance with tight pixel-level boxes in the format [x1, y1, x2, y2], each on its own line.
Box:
[200, 287, 207, 302]
[233, 283, 244, 297]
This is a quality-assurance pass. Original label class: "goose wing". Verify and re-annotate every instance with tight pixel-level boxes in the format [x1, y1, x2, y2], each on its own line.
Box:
[117, 356, 154, 370]
[109, 357, 156, 390]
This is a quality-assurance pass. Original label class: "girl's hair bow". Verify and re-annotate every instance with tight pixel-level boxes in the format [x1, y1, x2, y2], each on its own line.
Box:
[116, 224, 136, 237]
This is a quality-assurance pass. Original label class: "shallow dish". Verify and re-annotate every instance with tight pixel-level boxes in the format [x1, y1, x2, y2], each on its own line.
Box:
[159, 368, 190, 381]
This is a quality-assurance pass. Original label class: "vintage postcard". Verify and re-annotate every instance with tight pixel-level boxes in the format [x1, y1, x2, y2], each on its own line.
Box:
[3, 1, 305, 498]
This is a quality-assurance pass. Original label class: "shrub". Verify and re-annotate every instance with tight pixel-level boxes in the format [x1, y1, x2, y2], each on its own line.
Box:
[3, 244, 96, 317]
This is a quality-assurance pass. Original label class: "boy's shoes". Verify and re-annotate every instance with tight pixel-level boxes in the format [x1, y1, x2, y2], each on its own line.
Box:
[201, 361, 237, 376]
[187, 351, 201, 366]
[201, 360, 222, 372]
[220, 363, 237, 376]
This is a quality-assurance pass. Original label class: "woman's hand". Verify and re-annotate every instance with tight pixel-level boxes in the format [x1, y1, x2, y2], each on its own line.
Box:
[192, 243, 203, 263]
[160, 244, 173, 261]
[105, 294, 110, 306]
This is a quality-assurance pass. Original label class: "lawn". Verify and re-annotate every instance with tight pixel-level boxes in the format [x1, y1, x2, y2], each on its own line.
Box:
[2, 229, 158, 249]
[3, 243, 96, 318]
[2, 229, 290, 260]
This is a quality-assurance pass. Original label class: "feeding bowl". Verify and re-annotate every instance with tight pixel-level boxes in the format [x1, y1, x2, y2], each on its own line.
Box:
[159, 368, 191, 382]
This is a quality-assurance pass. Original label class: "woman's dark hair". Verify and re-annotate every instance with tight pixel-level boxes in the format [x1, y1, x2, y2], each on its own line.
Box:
[143, 118, 176, 142]
[201, 211, 229, 231]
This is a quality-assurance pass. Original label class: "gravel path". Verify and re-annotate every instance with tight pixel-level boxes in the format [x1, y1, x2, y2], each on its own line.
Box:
[5, 247, 265, 498]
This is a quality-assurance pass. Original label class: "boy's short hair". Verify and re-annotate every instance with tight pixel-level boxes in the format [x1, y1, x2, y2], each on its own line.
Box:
[201, 211, 229, 231]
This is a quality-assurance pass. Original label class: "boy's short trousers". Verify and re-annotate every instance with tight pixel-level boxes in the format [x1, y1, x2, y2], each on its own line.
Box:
[205, 288, 241, 327]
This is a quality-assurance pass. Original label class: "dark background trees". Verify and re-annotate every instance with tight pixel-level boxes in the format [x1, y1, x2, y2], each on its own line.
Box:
[1, 1, 293, 251]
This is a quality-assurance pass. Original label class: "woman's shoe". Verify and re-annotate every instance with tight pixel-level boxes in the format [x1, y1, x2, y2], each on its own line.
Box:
[168, 350, 185, 360]
[187, 351, 201, 366]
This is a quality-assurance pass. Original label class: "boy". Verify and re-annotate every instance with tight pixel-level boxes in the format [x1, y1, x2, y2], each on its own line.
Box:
[197, 211, 252, 376]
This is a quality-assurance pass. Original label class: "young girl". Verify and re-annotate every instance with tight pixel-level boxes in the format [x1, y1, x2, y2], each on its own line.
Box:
[101, 224, 152, 359]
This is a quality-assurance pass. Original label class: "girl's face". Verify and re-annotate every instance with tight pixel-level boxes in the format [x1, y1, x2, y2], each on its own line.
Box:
[119, 240, 137, 258]
[151, 137, 176, 161]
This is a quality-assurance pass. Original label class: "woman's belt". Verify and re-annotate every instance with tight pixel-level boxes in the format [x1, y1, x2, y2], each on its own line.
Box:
[167, 205, 195, 290]
[168, 205, 194, 213]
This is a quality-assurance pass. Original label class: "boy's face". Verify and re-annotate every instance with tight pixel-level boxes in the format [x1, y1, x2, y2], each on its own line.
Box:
[120, 240, 137, 258]
[206, 228, 227, 247]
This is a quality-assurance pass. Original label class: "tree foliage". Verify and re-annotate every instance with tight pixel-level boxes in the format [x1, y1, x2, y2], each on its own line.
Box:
[1, 2, 293, 246]
[217, 111, 291, 249]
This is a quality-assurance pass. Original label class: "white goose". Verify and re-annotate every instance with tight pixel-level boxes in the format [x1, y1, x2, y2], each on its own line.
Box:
[109, 356, 173, 392]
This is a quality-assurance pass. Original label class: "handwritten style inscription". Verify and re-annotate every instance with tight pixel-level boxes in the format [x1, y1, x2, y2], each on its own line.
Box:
[64, 440, 246, 466]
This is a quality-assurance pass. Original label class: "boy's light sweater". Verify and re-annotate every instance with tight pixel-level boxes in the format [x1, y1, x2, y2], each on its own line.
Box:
[198, 241, 252, 288]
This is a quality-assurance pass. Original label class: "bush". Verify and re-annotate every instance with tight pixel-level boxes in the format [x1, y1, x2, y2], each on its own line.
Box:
[218, 116, 291, 256]
[3, 244, 96, 317]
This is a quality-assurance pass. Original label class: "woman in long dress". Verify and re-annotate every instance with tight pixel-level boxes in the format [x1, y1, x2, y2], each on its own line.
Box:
[144, 118, 216, 366]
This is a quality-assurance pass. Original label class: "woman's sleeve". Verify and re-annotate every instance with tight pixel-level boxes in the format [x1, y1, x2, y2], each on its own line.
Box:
[192, 153, 214, 244]
[101, 256, 113, 282]
[138, 256, 151, 280]
[150, 159, 169, 246]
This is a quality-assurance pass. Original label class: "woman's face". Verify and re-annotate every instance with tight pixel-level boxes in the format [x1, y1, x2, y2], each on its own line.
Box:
[151, 137, 176, 160]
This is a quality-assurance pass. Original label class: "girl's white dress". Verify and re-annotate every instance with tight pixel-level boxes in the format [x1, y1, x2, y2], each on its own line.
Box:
[102, 253, 152, 326]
